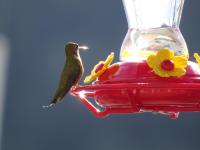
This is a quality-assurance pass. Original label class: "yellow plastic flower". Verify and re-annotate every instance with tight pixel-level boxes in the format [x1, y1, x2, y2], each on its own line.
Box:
[194, 53, 200, 65]
[84, 52, 114, 83]
[147, 49, 188, 77]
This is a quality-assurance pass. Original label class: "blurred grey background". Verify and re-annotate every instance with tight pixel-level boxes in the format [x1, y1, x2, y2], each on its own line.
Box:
[0, 0, 200, 150]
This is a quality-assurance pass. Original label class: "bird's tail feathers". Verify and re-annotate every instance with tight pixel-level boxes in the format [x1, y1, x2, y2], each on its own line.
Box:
[42, 97, 62, 109]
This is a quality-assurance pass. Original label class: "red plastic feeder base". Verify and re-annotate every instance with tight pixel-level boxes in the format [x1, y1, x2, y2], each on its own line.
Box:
[70, 61, 200, 119]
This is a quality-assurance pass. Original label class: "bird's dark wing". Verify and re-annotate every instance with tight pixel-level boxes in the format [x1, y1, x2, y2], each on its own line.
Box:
[51, 63, 82, 104]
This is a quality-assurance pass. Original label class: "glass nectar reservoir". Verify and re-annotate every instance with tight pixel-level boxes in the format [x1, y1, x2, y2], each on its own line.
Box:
[120, 0, 188, 61]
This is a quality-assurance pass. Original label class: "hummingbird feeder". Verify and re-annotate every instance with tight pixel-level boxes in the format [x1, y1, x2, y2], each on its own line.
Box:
[70, 0, 200, 119]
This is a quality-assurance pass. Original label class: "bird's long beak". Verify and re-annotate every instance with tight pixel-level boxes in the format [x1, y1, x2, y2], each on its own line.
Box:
[79, 46, 89, 51]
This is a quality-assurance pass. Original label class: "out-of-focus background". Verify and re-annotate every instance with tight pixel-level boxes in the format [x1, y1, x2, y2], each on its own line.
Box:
[0, 0, 200, 150]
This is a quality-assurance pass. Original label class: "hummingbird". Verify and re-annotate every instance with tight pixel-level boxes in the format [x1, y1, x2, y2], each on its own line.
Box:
[46, 42, 86, 107]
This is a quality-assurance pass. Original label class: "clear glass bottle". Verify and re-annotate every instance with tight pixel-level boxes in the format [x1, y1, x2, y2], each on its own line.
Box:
[120, 0, 188, 61]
